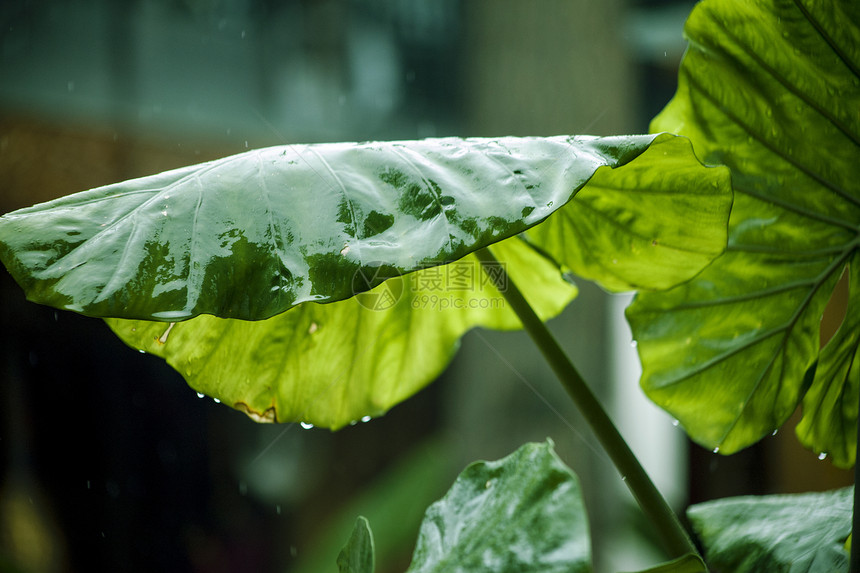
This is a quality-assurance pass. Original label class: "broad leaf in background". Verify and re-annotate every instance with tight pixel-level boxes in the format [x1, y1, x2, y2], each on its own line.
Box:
[0, 134, 731, 427]
[688, 487, 852, 572]
[404, 440, 591, 573]
[0, 134, 660, 322]
[627, 0, 860, 464]
[337, 517, 375, 573]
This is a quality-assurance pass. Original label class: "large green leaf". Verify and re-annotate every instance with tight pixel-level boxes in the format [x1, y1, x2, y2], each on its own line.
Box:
[0, 134, 660, 322]
[0, 133, 731, 427]
[105, 235, 575, 427]
[627, 0, 860, 464]
[404, 440, 591, 573]
[688, 487, 852, 572]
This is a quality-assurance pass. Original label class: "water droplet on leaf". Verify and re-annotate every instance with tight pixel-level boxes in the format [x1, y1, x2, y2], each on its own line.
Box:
[818, 452, 827, 460]
[300, 421, 314, 430]
[361, 415, 372, 423]
[196, 392, 205, 399]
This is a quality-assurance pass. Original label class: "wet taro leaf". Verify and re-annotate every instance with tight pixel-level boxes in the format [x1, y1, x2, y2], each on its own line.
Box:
[0, 133, 731, 427]
[105, 235, 576, 428]
[626, 0, 860, 464]
[688, 487, 852, 572]
[337, 516, 375, 573]
[0, 134, 663, 322]
[404, 440, 591, 573]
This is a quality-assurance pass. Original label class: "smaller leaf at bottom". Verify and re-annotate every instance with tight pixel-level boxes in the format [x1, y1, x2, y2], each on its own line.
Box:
[405, 440, 591, 573]
[688, 487, 852, 573]
[337, 516, 375, 573]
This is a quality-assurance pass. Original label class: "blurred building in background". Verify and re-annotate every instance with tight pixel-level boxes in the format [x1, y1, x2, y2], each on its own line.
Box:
[0, 1, 850, 572]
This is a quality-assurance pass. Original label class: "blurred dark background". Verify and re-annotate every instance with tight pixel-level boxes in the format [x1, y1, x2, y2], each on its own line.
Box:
[0, 1, 851, 572]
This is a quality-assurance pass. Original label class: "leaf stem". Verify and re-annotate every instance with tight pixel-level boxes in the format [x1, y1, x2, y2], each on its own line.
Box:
[474, 246, 699, 561]
[852, 389, 860, 573]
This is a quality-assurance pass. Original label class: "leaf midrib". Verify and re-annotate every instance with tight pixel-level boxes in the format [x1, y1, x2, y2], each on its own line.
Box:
[734, 185, 860, 233]
[687, 28, 860, 211]
[710, 2, 860, 150]
[792, 0, 860, 82]
[306, 145, 366, 258]
[651, 243, 856, 390]
[572, 197, 718, 256]
[714, 247, 856, 447]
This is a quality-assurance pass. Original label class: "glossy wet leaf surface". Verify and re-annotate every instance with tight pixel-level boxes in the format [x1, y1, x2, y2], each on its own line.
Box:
[0, 132, 731, 427]
[627, 0, 860, 464]
[0, 134, 660, 322]
[337, 516, 375, 573]
[688, 487, 852, 572]
[404, 440, 591, 573]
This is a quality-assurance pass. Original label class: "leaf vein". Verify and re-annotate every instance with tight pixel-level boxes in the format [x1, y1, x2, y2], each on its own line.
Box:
[388, 145, 456, 255]
[715, 250, 854, 445]
[686, 63, 860, 209]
